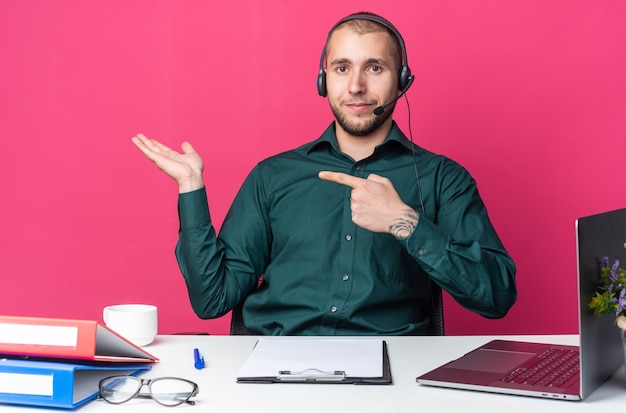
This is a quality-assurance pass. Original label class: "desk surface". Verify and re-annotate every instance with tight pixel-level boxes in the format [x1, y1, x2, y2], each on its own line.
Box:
[2, 335, 625, 412]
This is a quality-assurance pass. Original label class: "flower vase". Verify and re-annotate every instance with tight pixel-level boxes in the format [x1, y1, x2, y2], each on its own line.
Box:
[623, 329, 626, 370]
[618, 317, 626, 370]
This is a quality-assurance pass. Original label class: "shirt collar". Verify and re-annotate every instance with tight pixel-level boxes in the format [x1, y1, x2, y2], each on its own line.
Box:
[307, 121, 414, 154]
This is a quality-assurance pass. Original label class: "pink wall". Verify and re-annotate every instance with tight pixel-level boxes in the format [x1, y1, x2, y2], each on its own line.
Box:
[2, 1, 625, 336]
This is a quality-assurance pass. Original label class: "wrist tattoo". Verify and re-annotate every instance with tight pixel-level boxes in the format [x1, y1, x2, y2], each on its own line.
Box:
[389, 208, 419, 240]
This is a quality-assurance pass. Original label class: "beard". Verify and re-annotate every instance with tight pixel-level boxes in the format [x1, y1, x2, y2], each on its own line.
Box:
[330, 100, 395, 137]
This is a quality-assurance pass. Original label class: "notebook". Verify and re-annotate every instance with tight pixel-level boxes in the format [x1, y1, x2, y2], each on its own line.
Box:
[416, 207, 626, 400]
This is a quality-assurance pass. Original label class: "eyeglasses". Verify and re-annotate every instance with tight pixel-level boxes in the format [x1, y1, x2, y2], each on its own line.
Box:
[98, 376, 199, 406]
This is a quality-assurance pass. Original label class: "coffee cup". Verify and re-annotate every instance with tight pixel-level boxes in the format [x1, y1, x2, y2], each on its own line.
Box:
[103, 304, 158, 347]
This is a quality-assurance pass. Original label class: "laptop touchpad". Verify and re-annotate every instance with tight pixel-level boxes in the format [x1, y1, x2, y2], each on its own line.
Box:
[446, 349, 536, 373]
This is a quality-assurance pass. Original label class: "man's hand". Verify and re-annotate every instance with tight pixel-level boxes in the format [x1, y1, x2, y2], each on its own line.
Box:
[132, 133, 205, 193]
[318, 171, 418, 239]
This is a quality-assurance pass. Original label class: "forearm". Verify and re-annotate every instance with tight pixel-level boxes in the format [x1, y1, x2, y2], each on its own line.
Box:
[175, 176, 272, 319]
[176, 226, 234, 319]
[405, 217, 517, 318]
[175, 188, 245, 318]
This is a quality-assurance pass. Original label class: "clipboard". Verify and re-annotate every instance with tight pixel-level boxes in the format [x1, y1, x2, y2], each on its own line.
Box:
[236, 338, 392, 384]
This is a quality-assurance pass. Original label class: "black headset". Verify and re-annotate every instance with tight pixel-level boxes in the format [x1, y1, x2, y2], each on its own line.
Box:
[316, 13, 414, 98]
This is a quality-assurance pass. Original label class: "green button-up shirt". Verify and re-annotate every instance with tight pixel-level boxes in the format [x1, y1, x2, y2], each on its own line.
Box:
[176, 121, 516, 335]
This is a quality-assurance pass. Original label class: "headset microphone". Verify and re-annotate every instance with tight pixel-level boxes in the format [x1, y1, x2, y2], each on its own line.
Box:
[374, 91, 404, 116]
[373, 85, 411, 115]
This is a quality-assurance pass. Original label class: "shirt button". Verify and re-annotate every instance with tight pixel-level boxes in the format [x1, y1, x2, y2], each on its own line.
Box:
[342, 275, 349, 281]
[331, 306, 338, 313]
[345, 235, 352, 241]
[417, 248, 424, 255]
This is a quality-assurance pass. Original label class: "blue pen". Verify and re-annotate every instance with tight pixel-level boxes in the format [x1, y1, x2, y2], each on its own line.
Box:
[193, 348, 205, 370]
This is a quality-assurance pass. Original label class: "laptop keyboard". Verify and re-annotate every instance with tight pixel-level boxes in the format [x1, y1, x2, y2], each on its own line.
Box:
[499, 347, 580, 388]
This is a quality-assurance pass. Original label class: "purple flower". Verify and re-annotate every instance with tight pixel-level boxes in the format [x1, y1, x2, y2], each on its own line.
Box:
[611, 260, 620, 281]
[617, 288, 626, 316]
[593, 256, 626, 317]
[607, 259, 621, 295]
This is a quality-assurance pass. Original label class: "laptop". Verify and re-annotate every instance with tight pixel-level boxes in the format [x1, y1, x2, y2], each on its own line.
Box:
[416, 208, 626, 400]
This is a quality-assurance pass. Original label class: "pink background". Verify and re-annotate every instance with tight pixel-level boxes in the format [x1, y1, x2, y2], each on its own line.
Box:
[1, 1, 625, 336]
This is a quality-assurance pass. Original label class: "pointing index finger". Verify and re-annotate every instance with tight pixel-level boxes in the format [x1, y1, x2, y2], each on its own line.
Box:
[318, 171, 365, 188]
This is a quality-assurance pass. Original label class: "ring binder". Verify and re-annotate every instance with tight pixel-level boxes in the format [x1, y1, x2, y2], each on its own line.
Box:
[0, 358, 149, 409]
[278, 369, 346, 382]
[0, 315, 158, 363]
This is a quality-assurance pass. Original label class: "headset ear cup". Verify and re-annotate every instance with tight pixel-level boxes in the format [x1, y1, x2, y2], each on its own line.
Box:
[317, 69, 327, 97]
[399, 65, 411, 92]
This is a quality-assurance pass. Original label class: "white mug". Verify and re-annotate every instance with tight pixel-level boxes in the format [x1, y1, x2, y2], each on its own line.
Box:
[103, 304, 158, 347]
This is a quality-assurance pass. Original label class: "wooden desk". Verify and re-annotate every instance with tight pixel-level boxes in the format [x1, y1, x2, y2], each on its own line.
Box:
[1, 335, 624, 412]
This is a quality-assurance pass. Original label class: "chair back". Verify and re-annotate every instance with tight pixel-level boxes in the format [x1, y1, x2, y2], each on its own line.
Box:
[428, 281, 445, 336]
[230, 302, 256, 335]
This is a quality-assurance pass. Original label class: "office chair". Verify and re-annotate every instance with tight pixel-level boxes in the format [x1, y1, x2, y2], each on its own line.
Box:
[428, 281, 445, 336]
[230, 282, 445, 336]
[230, 302, 257, 335]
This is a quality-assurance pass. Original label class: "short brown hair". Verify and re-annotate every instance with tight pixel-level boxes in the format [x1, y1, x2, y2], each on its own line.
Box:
[324, 14, 403, 71]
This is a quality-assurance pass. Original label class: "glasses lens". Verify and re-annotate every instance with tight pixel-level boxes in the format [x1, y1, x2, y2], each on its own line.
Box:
[100, 376, 141, 404]
[149, 378, 197, 406]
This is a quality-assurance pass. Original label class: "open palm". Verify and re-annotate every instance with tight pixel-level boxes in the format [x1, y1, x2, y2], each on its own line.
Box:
[132, 133, 205, 192]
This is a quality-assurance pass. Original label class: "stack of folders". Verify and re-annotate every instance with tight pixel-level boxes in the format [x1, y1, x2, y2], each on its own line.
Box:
[0, 315, 159, 409]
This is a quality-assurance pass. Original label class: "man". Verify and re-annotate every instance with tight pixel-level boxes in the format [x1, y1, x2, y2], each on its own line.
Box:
[132, 12, 517, 335]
